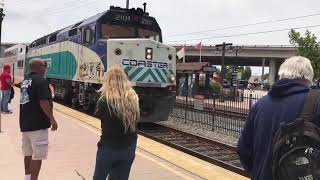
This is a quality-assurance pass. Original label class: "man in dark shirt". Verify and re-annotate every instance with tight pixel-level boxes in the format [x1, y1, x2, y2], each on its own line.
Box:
[20, 59, 58, 180]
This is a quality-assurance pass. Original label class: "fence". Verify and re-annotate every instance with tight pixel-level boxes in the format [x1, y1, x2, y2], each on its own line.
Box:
[169, 91, 263, 137]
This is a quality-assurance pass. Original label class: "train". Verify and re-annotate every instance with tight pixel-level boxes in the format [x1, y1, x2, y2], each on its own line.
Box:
[0, 44, 28, 84]
[0, 5, 177, 122]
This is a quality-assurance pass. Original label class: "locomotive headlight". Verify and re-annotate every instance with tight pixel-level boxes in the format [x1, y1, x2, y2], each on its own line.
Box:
[145, 47, 153, 60]
[167, 75, 176, 83]
[114, 48, 122, 55]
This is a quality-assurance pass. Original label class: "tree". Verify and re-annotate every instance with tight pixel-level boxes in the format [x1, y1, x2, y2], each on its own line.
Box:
[224, 66, 251, 81]
[262, 73, 269, 81]
[289, 29, 320, 80]
[241, 67, 252, 81]
[214, 67, 221, 75]
[225, 66, 233, 81]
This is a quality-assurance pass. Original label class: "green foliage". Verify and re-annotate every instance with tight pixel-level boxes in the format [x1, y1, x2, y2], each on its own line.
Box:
[262, 73, 269, 80]
[225, 66, 251, 81]
[225, 66, 233, 81]
[198, 79, 221, 94]
[215, 67, 221, 75]
[241, 67, 252, 80]
[289, 29, 320, 79]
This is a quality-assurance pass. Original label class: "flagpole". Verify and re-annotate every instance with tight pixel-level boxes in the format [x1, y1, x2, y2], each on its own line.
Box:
[183, 43, 186, 63]
[199, 41, 202, 63]
[199, 46, 202, 63]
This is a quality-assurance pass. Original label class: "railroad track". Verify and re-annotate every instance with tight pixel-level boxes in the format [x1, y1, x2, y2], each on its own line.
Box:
[138, 123, 249, 177]
[215, 109, 247, 119]
[54, 99, 248, 177]
[174, 103, 247, 120]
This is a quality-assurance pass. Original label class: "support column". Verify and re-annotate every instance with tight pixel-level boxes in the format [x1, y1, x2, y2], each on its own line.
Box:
[261, 58, 265, 90]
[195, 73, 199, 93]
[275, 61, 281, 82]
[176, 73, 180, 95]
[188, 74, 193, 96]
[183, 73, 189, 96]
[205, 73, 210, 94]
[269, 59, 277, 85]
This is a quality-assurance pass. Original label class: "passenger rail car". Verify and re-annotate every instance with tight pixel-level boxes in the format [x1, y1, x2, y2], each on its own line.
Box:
[25, 5, 176, 122]
[0, 44, 28, 85]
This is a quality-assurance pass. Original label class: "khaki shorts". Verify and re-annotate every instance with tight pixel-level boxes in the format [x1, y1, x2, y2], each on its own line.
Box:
[22, 129, 49, 160]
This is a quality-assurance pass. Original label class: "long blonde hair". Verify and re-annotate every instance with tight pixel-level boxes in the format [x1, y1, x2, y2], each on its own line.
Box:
[99, 66, 140, 132]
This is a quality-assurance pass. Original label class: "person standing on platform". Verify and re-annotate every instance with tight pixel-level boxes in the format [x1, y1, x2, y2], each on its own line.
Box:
[20, 59, 58, 180]
[237, 56, 320, 180]
[93, 66, 140, 180]
[0, 64, 14, 113]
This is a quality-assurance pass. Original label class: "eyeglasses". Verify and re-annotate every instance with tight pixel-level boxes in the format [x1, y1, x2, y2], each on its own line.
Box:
[42, 64, 48, 67]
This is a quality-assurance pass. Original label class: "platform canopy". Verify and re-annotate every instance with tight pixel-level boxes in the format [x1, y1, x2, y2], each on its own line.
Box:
[176, 62, 209, 73]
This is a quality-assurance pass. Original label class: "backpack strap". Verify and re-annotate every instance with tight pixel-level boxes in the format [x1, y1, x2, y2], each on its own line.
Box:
[299, 89, 320, 122]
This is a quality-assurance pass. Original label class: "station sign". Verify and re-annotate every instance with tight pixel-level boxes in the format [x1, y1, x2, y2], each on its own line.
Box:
[202, 66, 217, 73]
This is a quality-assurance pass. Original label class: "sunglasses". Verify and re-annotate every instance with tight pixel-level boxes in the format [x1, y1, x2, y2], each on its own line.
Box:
[42, 63, 48, 67]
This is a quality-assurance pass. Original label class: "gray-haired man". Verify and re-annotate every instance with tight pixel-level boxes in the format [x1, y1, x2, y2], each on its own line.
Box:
[237, 56, 320, 180]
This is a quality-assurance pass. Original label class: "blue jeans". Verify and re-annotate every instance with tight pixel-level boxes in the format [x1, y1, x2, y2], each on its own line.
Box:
[0, 90, 11, 112]
[93, 143, 136, 180]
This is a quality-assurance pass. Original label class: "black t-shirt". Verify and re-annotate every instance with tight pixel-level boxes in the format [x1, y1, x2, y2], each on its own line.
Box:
[19, 72, 52, 132]
[94, 98, 138, 149]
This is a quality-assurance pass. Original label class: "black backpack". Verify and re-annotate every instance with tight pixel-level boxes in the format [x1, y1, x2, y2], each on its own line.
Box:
[272, 89, 320, 180]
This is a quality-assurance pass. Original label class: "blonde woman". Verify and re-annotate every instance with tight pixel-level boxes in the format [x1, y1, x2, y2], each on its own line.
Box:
[93, 66, 140, 180]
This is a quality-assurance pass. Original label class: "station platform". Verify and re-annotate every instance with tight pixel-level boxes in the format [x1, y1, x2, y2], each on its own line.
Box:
[0, 93, 249, 180]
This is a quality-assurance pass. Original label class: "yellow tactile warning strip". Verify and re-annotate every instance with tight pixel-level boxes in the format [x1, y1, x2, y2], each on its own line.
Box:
[53, 102, 249, 180]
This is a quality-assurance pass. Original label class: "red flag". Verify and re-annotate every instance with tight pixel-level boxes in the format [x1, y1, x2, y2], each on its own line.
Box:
[195, 42, 202, 49]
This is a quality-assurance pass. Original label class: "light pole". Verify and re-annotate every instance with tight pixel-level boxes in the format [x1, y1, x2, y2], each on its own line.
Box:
[216, 42, 232, 81]
[229, 46, 242, 74]
[0, 0, 4, 133]
[228, 46, 242, 100]
[0, 0, 4, 57]
[216, 42, 232, 101]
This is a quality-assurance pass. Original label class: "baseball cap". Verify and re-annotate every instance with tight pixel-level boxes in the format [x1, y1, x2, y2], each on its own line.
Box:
[3, 64, 10, 69]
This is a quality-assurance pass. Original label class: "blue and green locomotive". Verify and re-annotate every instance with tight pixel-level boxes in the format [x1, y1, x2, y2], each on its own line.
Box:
[25, 5, 176, 122]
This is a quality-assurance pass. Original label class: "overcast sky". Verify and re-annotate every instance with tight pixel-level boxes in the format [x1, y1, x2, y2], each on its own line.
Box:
[3, 0, 320, 74]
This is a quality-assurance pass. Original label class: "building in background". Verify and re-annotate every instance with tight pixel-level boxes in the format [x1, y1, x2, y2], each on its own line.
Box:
[0, 43, 18, 57]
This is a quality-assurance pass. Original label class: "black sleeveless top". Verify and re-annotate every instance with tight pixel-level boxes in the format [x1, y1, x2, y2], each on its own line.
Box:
[94, 98, 137, 149]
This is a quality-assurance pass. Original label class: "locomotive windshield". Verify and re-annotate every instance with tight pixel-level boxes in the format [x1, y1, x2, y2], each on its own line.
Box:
[101, 24, 161, 41]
